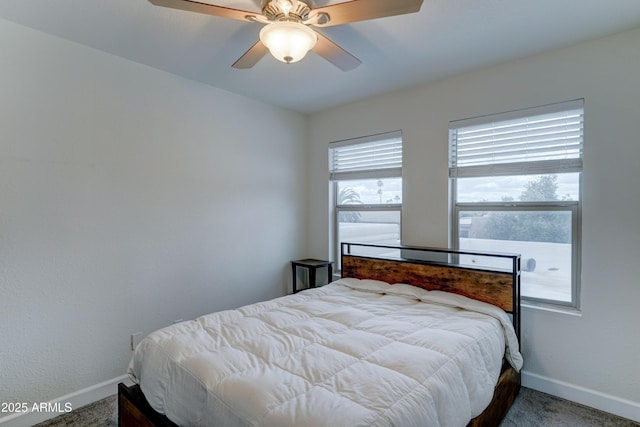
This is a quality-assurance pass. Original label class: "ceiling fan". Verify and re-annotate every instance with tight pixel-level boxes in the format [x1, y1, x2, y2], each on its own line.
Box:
[148, 0, 424, 70]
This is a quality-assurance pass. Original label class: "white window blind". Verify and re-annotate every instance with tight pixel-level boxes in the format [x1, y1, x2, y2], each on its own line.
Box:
[330, 130, 402, 181]
[449, 100, 584, 178]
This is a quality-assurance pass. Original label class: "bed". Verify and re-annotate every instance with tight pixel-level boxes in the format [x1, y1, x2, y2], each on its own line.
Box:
[119, 243, 522, 426]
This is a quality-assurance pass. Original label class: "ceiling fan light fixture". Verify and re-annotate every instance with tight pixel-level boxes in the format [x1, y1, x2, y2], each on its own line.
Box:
[259, 21, 317, 64]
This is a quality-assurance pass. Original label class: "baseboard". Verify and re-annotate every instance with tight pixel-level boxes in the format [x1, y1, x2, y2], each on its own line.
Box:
[523, 370, 640, 423]
[0, 375, 134, 427]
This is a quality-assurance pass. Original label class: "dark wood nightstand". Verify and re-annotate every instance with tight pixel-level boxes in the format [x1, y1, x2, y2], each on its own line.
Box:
[290, 259, 334, 293]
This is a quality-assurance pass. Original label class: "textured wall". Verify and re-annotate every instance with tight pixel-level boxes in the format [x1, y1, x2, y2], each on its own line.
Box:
[0, 18, 307, 412]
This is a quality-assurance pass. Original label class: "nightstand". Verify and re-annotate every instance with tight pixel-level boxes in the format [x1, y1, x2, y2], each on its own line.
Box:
[290, 259, 334, 293]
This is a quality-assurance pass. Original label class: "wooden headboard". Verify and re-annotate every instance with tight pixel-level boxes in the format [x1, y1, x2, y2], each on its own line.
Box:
[340, 243, 521, 339]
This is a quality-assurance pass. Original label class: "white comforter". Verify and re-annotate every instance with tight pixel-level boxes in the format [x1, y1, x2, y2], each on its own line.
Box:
[129, 278, 522, 427]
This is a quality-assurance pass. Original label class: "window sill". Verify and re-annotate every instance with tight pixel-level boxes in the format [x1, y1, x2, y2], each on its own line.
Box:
[522, 301, 582, 316]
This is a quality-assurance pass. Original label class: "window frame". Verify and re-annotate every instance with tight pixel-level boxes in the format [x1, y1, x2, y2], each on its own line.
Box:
[329, 131, 403, 270]
[333, 193, 402, 270]
[449, 100, 583, 309]
[451, 198, 581, 308]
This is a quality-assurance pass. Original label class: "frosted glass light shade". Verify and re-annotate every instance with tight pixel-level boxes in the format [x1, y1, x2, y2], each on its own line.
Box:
[259, 21, 317, 64]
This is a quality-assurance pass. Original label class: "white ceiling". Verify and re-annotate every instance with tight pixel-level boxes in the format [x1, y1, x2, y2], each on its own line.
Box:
[2, 0, 640, 114]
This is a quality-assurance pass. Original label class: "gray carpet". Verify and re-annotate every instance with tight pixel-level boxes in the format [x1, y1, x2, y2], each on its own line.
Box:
[501, 388, 638, 426]
[33, 387, 638, 426]
[33, 396, 117, 427]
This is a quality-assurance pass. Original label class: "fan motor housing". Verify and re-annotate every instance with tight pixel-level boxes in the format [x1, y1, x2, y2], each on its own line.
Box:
[262, 0, 312, 21]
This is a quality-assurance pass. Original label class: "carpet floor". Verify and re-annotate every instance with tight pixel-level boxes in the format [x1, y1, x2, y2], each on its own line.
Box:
[33, 387, 638, 426]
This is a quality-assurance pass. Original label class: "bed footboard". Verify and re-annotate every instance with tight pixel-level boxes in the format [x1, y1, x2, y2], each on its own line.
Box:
[468, 362, 521, 427]
[119, 365, 520, 427]
[118, 383, 178, 427]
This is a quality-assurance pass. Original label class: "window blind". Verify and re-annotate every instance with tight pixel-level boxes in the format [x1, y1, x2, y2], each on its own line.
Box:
[329, 130, 402, 181]
[449, 99, 584, 178]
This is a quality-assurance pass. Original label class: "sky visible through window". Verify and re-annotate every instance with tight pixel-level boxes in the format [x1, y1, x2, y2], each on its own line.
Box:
[338, 178, 402, 205]
[456, 173, 580, 203]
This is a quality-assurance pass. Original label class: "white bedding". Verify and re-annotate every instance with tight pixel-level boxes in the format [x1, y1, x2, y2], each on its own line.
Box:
[129, 278, 522, 427]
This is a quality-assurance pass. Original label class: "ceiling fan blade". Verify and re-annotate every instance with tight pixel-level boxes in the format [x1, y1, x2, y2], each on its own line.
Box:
[311, 0, 424, 27]
[148, 0, 260, 22]
[232, 40, 269, 69]
[312, 32, 361, 71]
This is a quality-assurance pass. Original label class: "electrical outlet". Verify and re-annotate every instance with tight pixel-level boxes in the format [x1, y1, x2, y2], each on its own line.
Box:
[130, 332, 143, 351]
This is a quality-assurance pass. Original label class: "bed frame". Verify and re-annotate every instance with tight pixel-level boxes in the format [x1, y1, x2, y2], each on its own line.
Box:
[119, 243, 521, 427]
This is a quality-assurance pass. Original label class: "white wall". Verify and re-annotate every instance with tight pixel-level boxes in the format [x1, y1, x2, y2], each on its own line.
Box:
[0, 18, 307, 416]
[308, 28, 640, 420]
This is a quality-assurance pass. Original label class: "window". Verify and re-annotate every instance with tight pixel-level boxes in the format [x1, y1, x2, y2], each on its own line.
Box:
[330, 131, 403, 268]
[449, 100, 583, 308]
